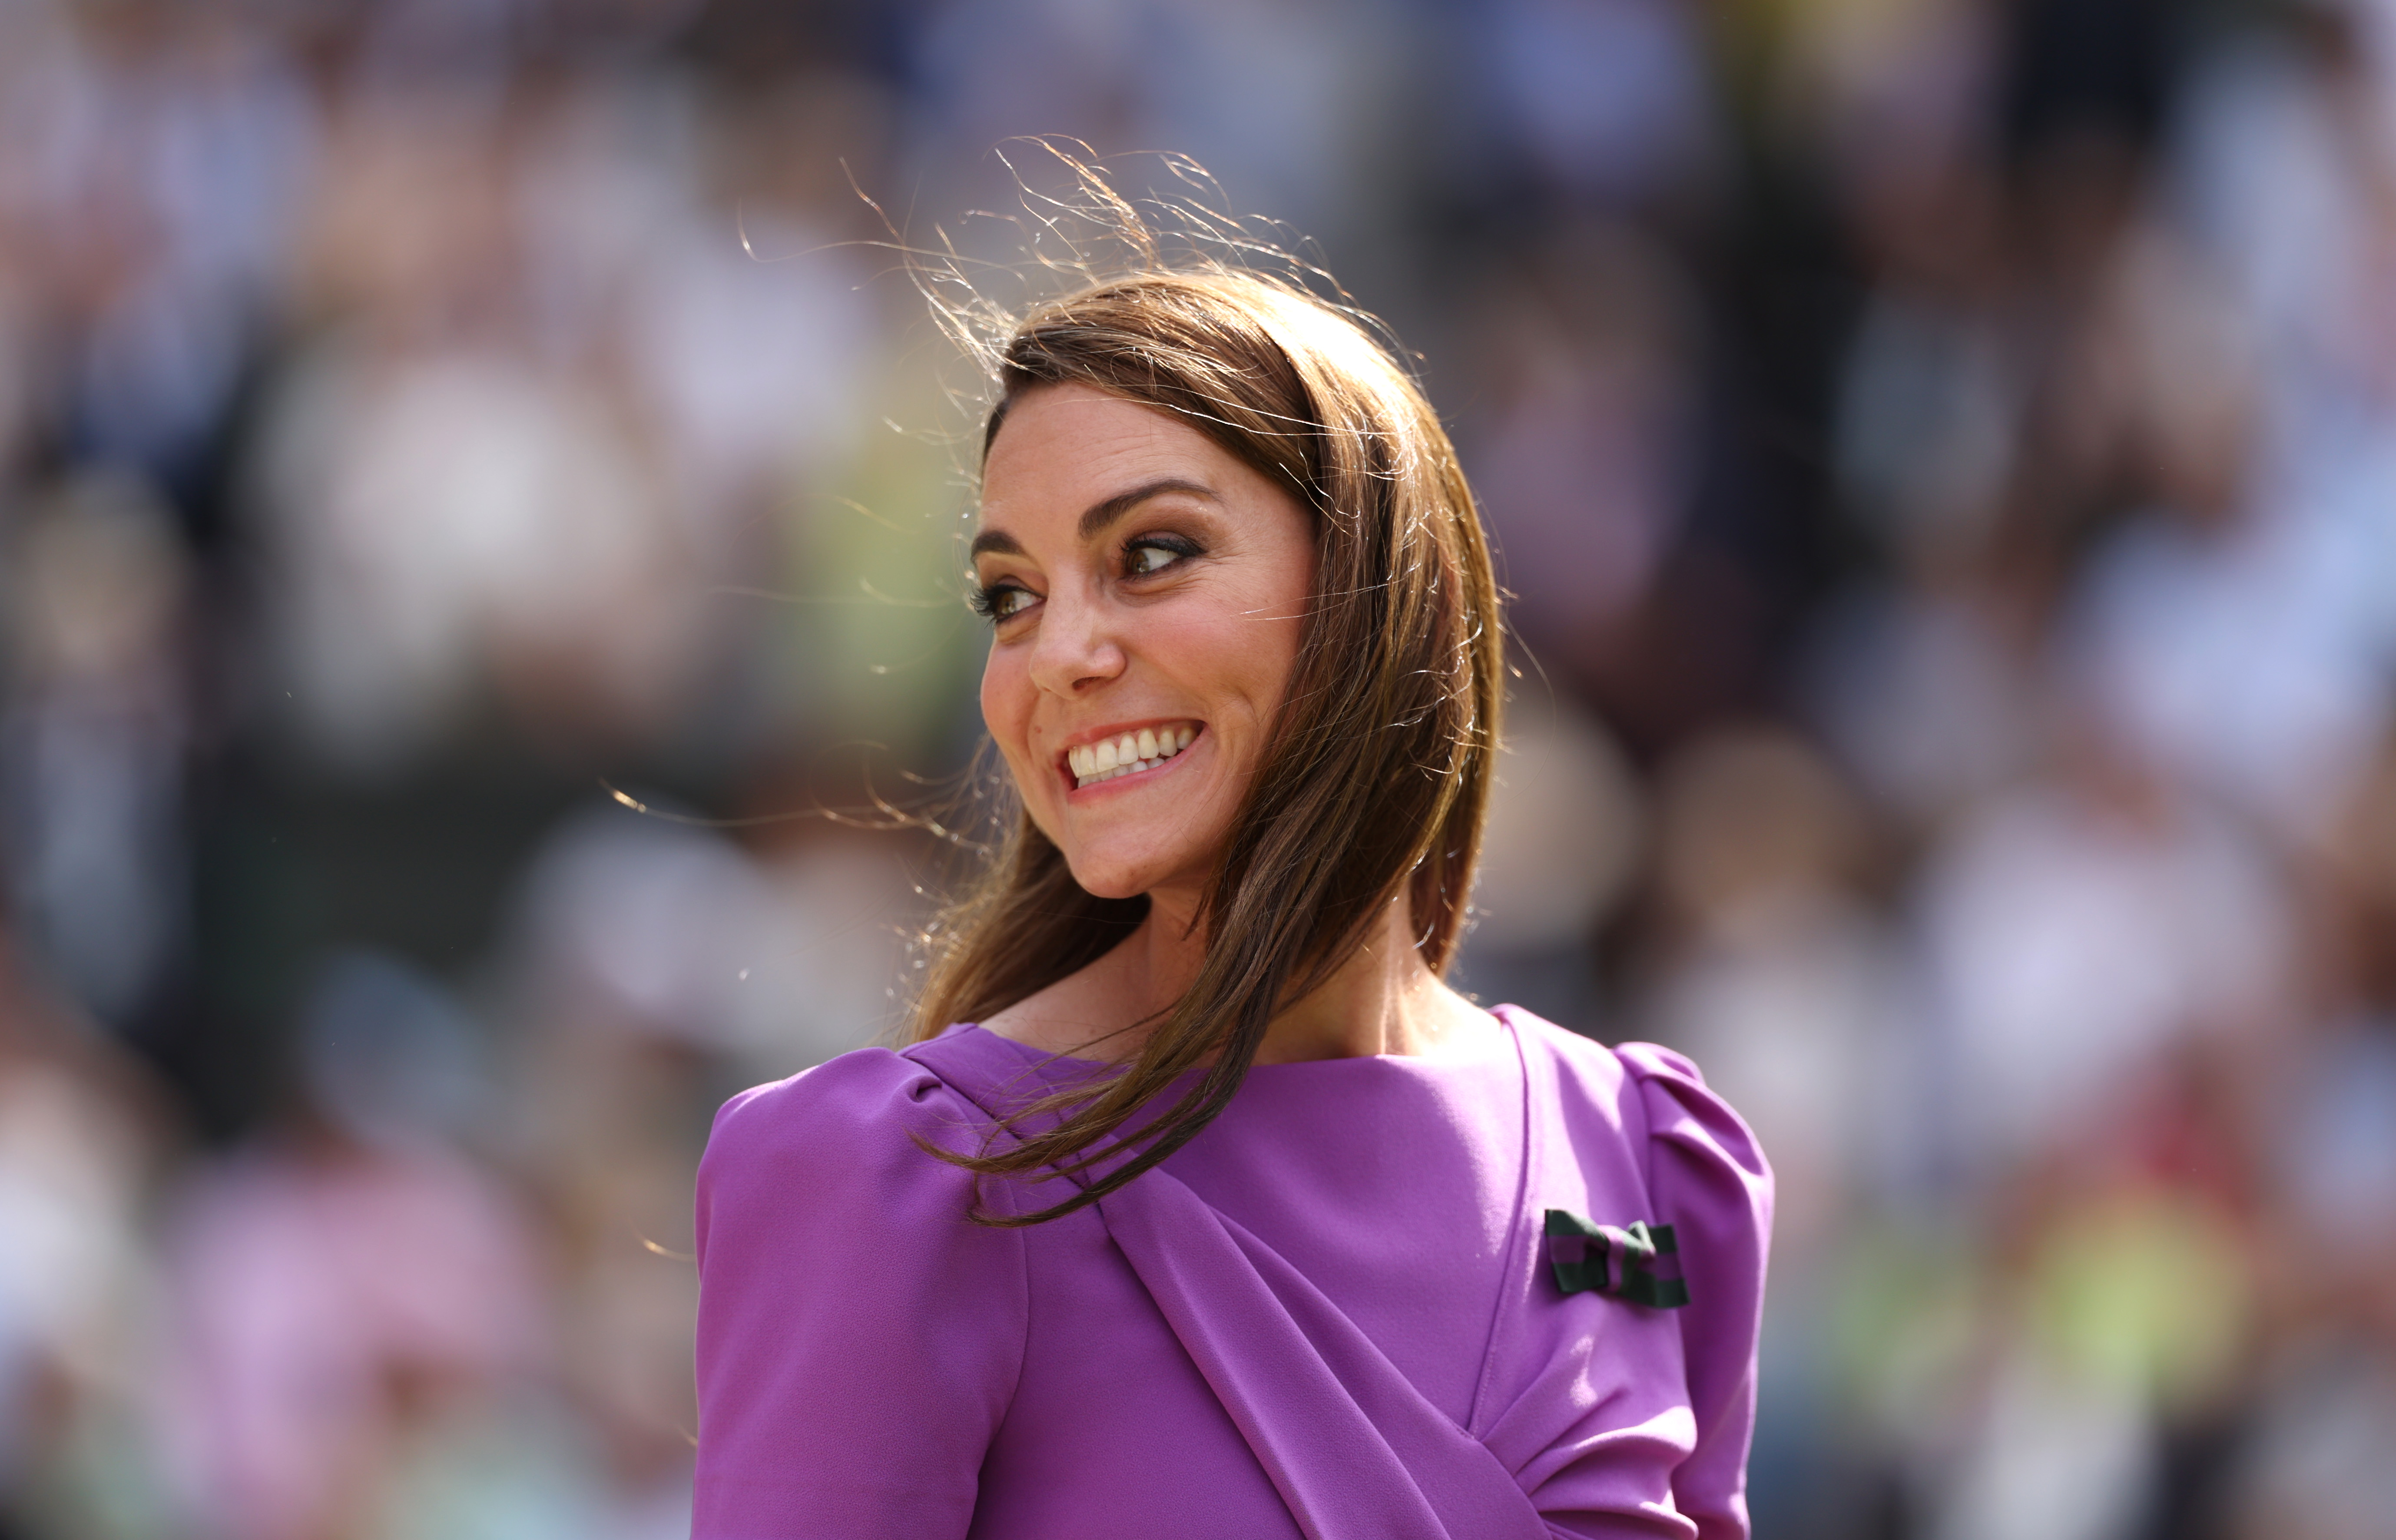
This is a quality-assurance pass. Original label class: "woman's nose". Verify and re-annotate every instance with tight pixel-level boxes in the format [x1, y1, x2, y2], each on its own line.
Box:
[1026, 591, 1126, 697]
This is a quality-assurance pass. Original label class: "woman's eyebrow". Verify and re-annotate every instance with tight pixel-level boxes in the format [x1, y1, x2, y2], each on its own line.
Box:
[1077, 477, 1220, 542]
[971, 478, 1220, 562]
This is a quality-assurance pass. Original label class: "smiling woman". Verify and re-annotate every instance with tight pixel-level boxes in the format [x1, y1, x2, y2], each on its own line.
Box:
[689, 243, 1772, 1540]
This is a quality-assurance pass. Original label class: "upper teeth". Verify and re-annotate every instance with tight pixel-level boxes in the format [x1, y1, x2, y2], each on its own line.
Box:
[1070, 725, 1197, 787]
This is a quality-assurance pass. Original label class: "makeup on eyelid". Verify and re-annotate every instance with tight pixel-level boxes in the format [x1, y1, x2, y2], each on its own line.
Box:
[972, 533, 1203, 626]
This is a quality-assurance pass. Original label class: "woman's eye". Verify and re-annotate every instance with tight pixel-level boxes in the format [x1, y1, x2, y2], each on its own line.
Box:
[974, 583, 1036, 623]
[1125, 538, 1194, 577]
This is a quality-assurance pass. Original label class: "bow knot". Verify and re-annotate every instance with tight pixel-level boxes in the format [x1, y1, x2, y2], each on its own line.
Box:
[1542, 1210, 1689, 1308]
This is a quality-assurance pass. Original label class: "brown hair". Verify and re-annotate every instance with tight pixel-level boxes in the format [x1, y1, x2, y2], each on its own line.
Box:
[909, 264, 1504, 1225]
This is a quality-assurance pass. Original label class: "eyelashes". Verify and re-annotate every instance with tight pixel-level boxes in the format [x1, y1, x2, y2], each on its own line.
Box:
[1124, 533, 1201, 575]
[970, 583, 1032, 621]
[969, 534, 1205, 625]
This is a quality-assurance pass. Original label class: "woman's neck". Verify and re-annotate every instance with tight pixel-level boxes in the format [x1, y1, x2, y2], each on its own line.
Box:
[985, 886, 1496, 1064]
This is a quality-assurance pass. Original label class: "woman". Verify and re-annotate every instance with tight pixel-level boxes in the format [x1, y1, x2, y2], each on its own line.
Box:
[691, 264, 1771, 1539]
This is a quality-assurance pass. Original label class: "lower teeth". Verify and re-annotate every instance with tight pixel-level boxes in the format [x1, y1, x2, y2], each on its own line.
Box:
[1078, 757, 1166, 788]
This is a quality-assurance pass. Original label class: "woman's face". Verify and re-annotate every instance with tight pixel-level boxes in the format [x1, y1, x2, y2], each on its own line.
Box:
[973, 382, 1317, 902]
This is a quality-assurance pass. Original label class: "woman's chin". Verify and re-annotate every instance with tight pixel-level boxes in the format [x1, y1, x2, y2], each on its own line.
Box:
[1067, 863, 1151, 902]
[1065, 846, 1201, 904]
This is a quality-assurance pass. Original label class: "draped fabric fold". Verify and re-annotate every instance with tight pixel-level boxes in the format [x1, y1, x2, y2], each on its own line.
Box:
[918, 1033, 1553, 1540]
[1094, 1165, 1555, 1540]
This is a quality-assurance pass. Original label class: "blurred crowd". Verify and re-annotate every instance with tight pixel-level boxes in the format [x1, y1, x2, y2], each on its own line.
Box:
[0, 0, 2392, 1537]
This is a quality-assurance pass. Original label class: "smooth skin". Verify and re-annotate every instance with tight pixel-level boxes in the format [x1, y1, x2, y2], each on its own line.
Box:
[969, 382, 1495, 1066]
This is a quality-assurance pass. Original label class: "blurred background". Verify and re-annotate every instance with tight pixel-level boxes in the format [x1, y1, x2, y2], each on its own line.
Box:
[2, 0, 2394, 1536]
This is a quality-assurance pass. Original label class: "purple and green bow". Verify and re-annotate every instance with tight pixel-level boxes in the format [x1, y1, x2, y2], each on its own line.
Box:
[1543, 1210, 1689, 1308]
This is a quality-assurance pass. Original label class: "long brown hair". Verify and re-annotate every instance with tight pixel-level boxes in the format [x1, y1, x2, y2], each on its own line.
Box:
[909, 262, 1504, 1225]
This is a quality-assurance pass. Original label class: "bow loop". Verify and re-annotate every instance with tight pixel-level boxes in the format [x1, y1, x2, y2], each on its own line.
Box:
[1541, 1209, 1689, 1308]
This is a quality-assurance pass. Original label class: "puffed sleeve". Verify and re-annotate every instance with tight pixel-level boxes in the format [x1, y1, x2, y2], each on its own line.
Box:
[1618, 1042, 1774, 1540]
[691, 1048, 1028, 1539]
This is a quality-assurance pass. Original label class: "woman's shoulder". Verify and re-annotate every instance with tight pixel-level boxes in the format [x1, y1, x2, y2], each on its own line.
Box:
[709, 1045, 950, 1156]
[696, 1033, 1039, 1217]
[691, 1040, 1030, 1536]
[1499, 1004, 1773, 1199]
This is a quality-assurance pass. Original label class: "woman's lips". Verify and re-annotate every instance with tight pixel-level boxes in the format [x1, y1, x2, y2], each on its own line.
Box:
[1065, 722, 1200, 790]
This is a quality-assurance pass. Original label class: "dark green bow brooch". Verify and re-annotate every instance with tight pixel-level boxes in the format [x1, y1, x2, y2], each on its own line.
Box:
[1544, 1211, 1689, 1308]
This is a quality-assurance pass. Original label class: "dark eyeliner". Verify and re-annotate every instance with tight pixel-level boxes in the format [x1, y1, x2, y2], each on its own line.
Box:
[1123, 532, 1203, 576]
[970, 581, 1028, 621]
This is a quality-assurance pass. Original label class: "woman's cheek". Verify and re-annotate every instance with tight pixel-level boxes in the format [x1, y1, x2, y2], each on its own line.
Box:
[980, 650, 1048, 819]
[980, 638, 1031, 736]
[1182, 611, 1297, 727]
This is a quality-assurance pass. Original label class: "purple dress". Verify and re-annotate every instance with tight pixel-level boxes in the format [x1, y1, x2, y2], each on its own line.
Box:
[691, 1005, 1771, 1539]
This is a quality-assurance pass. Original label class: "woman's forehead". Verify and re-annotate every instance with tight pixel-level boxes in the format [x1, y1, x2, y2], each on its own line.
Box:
[979, 390, 1238, 532]
[984, 385, 1200, 469]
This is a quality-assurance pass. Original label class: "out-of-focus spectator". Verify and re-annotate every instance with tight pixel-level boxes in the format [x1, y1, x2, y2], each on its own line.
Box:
[1644, 727, 1908, 1256]
[1636, 727, 1921, 1534]
[2, 473, 193, 1033]
[1462, 223, 1698, 685]
[0, 934, 172, 1540]
[507, 806, 915, 1071]
[1454, 692, 1643, 1025]
[161, 952, 551, 1540]
[494, 808, 923, 1533]
[2214, 737, 2396, 1540]
[1912, 707, 2290, 1178]
[3, 3, 315, 497]
[907, 0, 1405, 256]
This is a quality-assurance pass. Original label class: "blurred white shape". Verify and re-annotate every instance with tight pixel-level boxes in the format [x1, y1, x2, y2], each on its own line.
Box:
[1469, 698, 1641, 953]
[258, 344, 693, 766]
[515, 79, 874, 535]
[1931, 1353, 2155, 1540]
[623, 209, 871, 522]
[516, 808, 913, 1067]
[0, 1061, 150, 1464]
[2072, 497, 2393, 846]
[1652, 894, 1909, 1254]
[1917, 781, 2289, 1171]
[517, 808, 778, 1043]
